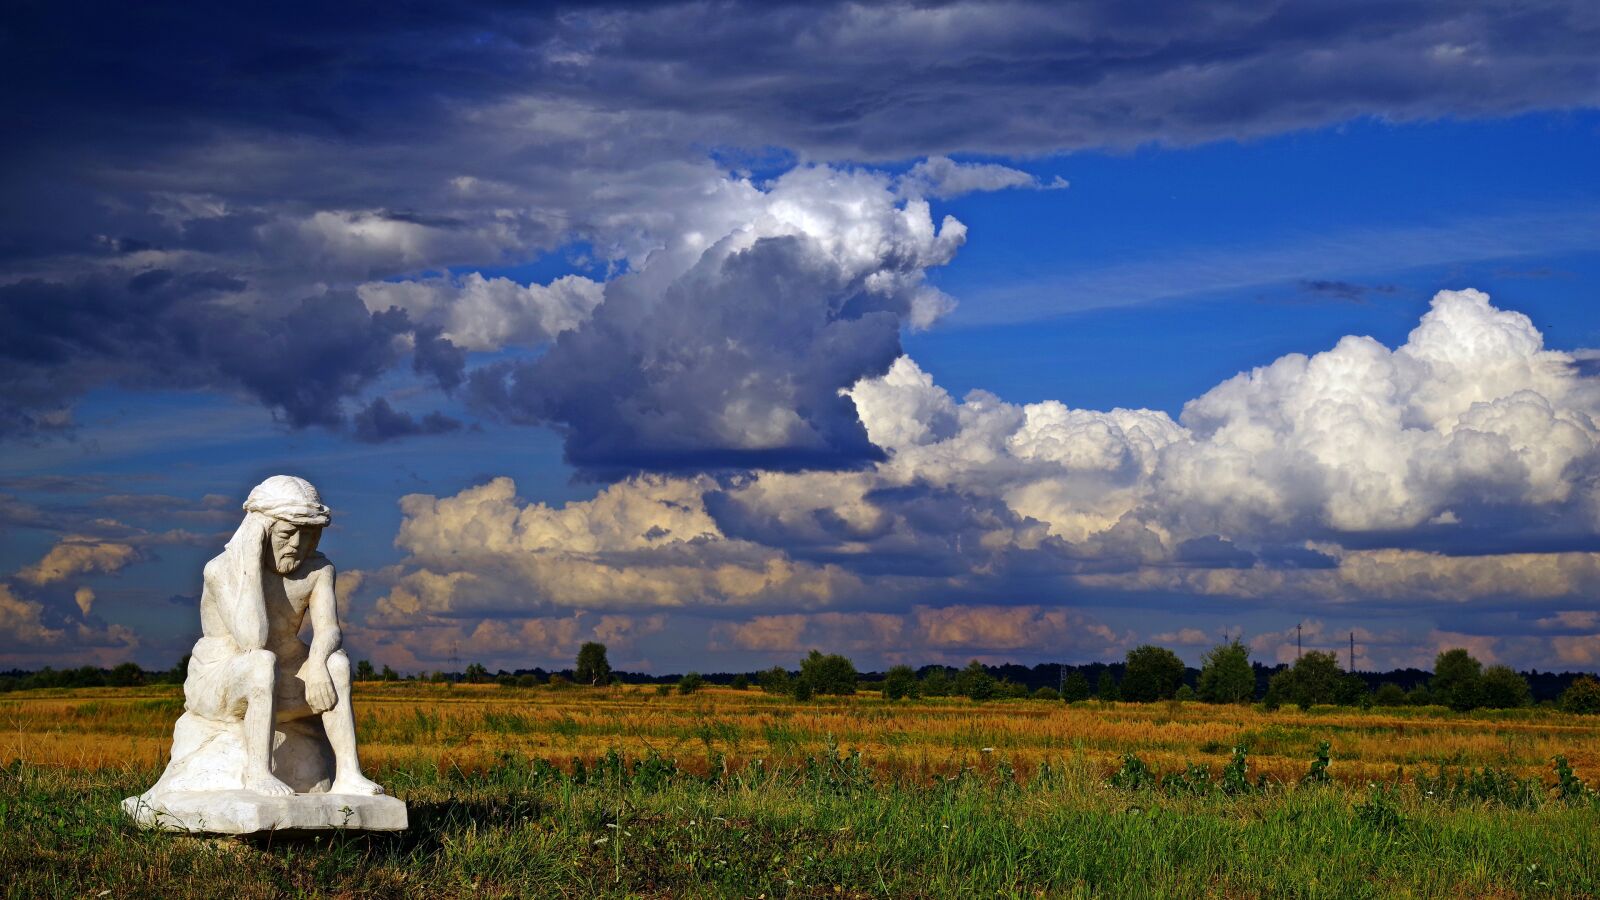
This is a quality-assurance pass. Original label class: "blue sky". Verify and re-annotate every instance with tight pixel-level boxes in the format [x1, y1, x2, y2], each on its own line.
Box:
[3, 2, 1599, 675]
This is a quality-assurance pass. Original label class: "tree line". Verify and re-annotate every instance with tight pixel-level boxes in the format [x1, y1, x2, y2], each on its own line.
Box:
[6, 639, 1600, 714]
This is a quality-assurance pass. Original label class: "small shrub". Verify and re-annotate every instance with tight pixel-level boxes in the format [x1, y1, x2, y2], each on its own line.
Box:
[1160, 762, 1212, 795]
[678, 672, 705, 695]
[1553, 756, 1590, 803]
[1221, 744, 1254, 795]
[1109, 753, 1155, 791]
[1356, 783, 1404, 831]
[1303, 740, 1331, 785]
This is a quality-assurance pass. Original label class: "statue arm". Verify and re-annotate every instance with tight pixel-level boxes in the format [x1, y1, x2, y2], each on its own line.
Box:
[209, 558, 269, 651]
[304, 561, 341, 713]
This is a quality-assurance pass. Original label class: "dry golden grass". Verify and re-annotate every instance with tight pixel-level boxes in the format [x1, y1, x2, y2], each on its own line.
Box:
[6, 682, 1598, 788]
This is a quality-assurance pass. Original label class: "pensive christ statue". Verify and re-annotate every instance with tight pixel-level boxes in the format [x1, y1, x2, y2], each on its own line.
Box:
[125, 475, 405, 832]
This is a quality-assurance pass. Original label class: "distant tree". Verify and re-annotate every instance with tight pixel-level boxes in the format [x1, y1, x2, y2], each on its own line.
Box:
[429, 671, 448, 684]
[655, 682, 672, 697]
[107, 662, 144, 687]
[1561, 675, 1600, 714]
[758, 666, 792, 695]
[464, 662, 489, 684]
[1480, 665, 1532, 708]
[1122, 646, 1185, 702]
[516, 673, 538, 687]
[380, 664, 399, 682]
[355, 659, 376, 681]
[730, 674, 750, 691]
[954, 660, 998, 701]
[1264, 652, 1344, 710]
[169, 654, 191, 684]
[800, 650, 858, 695]
[1033, 686, 1061, 701]
[547, 673, 570, 689]
[792, 678, 815, 701]
[1406, 685, 1433, 706]
[1174, 684, 1196, 701]
[1373, 683, 1407, 706]
[1335, 673, 1368, 706]
[882, 664, 919, 701]
[998, 680, 1029, 700]
[921, 668, 951, 697]
[1197, 640, 1254, 704]
[1431, 648, 1484, 711]
[1096, 670, 1120, 701]
[575, 642, 612, 685]
[678, 672, 705, 695]
[1062, 670, 1091, 703]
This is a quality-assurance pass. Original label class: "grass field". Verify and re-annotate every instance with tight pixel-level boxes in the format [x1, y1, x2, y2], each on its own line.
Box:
[4, 683, 1599, 897]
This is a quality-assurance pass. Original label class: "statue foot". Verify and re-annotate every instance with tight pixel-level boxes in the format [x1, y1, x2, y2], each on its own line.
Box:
[244, 771, 296, 797]
[329, 773, 386, 796]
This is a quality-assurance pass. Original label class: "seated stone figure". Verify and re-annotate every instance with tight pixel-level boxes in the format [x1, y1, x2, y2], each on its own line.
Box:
[125, 475, 404, 832]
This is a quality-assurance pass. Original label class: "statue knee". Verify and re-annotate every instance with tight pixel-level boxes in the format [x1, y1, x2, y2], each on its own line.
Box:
[244, 649, 276, 690]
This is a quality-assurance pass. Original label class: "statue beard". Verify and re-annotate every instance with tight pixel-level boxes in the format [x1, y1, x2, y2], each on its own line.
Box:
[274, 554, 303, 576]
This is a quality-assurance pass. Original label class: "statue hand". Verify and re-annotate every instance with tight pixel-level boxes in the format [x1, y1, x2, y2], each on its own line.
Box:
[305, 669, 337, 713]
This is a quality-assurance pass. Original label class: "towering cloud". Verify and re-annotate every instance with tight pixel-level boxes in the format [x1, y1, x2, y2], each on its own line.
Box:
[466, 166, 967, 472]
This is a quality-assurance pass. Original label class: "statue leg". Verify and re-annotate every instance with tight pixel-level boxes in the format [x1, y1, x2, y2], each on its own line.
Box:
[239, 649, 294, 796]
[322, 650, 384, 795]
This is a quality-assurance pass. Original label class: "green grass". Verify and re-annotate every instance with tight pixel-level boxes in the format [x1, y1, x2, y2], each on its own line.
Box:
[4, 751, 1598, 898]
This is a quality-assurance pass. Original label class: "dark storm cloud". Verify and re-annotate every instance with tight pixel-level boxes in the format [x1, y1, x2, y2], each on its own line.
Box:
[0, 274, 457, 433]
[468, 234, 902, 473]
[352, 398, 463, 443]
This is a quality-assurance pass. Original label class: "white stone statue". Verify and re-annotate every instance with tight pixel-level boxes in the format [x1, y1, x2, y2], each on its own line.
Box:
[124, 475, 406, 833]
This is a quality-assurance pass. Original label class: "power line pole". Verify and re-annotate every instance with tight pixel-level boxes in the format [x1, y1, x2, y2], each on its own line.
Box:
[449, 640, 460, 684]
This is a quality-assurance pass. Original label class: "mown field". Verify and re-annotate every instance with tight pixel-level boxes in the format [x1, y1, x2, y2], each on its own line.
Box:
[4, 683, 1600, 897]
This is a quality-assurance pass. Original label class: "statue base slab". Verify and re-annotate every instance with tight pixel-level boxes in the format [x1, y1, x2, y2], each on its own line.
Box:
[122, 790, 408, 834]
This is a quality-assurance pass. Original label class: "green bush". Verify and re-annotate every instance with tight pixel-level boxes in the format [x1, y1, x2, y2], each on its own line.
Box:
[1197, 639, 1253, 703]
[1561, 675, 1600, 714]
[1096, 670, 1120, 701]
[882, 665, 918, 701]
[1122, 645, 1184, 702]
[1373, 683, 1407, 706]
[1480, 665, 1531, 708]
[1062, 670, 1091, 702]
[1431, 648, 1484, 711]
[954, 660, 997, 701]
[678, 672, 705, 695]
[799, 650, 857, 696]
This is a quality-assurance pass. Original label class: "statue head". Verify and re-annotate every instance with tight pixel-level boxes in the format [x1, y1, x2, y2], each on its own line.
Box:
[242, 475, 332, 575]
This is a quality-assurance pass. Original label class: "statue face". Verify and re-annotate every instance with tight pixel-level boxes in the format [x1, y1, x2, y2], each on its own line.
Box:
[267, 519, 322, 575]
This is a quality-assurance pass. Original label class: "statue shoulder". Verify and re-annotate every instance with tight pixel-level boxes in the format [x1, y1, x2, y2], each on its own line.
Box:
[304, 553, 335, 580]
[201, 552, 228, 585]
